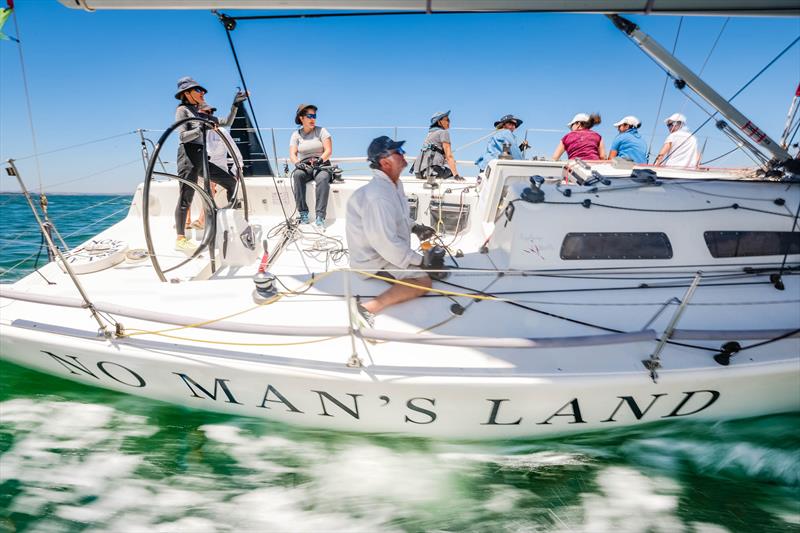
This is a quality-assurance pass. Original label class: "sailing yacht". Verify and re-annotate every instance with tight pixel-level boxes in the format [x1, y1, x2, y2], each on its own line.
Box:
[1, 1, 797, 440]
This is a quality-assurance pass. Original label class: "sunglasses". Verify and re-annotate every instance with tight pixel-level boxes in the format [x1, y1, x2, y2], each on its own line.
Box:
[192, 87, 205, 94]
[304, 113, 317, 119]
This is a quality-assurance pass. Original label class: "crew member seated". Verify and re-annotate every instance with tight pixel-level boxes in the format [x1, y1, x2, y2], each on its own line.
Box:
[346, 136, 436, 326]
[410, 110, 463, 188]
[475, 114, 528, 174]
[290, 103, 333, 228]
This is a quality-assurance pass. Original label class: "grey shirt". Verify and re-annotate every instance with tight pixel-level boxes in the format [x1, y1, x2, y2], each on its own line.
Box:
[175, 102, 238, 145]
[413, 127, 451, 174]
[290, 126, 332, 161]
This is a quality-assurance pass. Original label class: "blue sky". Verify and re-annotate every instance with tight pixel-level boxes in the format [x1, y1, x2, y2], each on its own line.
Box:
[1, 2, 798, 193]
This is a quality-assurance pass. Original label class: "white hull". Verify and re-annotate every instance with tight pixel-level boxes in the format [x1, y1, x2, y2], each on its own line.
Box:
[3, 325, 798, 440]
[2, 160, 799, 439]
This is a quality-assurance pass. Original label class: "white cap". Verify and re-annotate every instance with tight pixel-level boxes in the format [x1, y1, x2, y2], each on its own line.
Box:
[665, 113, 687, 125]
[613, 115, 641, 128]
[568, 113, 590, 126]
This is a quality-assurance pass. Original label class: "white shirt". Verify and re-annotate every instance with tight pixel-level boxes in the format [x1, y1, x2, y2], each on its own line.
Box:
[207, 127, 244, 173]
[663, 128, 700, 167]
[346, 169, 423, 271]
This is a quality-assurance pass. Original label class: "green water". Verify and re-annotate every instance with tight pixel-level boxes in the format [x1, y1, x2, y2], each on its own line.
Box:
[1, 193, 799, 532]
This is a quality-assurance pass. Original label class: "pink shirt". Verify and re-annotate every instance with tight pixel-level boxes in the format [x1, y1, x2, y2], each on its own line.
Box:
[562, 130, 602, 160]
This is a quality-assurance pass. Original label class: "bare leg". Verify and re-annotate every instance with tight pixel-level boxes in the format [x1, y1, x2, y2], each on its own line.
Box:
[362, 275, 431, 315]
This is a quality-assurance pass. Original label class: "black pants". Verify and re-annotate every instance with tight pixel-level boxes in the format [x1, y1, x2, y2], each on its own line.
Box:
[175, 143, 237, 236]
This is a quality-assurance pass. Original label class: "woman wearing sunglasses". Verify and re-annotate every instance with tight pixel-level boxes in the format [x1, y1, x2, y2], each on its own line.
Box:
[289, 103, 333, 228]
[173, 76, 247, 254]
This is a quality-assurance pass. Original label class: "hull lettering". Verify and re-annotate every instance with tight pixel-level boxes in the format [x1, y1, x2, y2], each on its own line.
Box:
[601, 394, 666, 422]
[482, 399, 522, 425]
[258, 384, 304, 413]
[537, 398, 586, 425]
[405, 397, 437, 424]
[313, 391, 362, 419]
[172, 373, 242, 404]
[663, 390, 720, 418]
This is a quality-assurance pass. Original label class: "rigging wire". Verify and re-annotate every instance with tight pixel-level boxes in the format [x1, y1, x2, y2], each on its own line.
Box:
[647, 16, 683, 161]
[216, 13, 292, 227]
[9, 7, 42, 193]
[673, 34, 800, 161]
[680, 17, 730, 116]
[10, 131, 137, 162]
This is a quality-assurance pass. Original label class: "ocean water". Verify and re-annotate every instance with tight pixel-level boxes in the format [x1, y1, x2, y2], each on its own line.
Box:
[1, 192, 799, 532]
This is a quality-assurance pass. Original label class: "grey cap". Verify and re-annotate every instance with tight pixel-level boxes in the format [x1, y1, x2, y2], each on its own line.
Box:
[295, 103, 317, 125]
[367, 136, 406, 164]
[174, 76, 207, 100]
[494, 114, 523, 128]
[430, 110, 450, 127]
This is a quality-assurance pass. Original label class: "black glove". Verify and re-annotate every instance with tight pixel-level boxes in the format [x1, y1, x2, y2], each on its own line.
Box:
[233, 91, 248, 105]
[519, 140, 530, 151]
[453, 174, 466, 182]
[412, 224, 436, 241]
[295, 162, 312, 173]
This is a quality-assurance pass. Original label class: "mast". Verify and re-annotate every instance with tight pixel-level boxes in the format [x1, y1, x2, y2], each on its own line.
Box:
[608, 14, 795, 172]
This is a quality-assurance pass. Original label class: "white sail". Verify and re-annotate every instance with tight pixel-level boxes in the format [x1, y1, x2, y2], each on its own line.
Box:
[57, 0, 800, 17]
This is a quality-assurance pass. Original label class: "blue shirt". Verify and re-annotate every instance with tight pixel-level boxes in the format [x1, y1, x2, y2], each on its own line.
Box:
[475, 129, 523, 171]
[610, 128, 647, 163]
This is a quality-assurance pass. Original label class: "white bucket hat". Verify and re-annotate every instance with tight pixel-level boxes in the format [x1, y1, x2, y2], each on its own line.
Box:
[665, 113, 687, 125]
[568, 113, 590, 126]
[613, 115, 641, 128]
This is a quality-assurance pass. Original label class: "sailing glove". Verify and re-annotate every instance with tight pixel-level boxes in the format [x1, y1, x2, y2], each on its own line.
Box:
[411, 224, 436, 241]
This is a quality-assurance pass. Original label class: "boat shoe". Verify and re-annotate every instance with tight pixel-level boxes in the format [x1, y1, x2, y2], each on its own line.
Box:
[175, 237, 198, 255]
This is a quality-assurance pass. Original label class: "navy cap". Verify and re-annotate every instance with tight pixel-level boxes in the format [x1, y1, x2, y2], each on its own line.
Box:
[367, 136, 406, 164]
[175, 76, 207, 100]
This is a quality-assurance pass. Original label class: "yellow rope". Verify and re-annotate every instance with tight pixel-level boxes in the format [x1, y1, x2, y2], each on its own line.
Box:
[122, 328, 343, 347]
[353, 270, 501, 301]
[118, 270, 335, 338]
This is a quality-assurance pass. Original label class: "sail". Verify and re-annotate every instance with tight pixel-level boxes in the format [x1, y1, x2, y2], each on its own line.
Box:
[230, 104, 273, 177]
[58, 0, 799, 17]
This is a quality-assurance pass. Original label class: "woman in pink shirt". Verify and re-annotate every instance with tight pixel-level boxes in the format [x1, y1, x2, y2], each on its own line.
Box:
[552, 113, 605, 161]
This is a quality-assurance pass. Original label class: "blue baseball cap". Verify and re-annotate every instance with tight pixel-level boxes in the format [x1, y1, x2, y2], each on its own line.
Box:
[367, 136, 406, 164]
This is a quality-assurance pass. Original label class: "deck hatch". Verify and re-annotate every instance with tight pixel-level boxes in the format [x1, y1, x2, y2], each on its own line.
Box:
[704, 231, 800, 258]
[560, 232, 673, 260]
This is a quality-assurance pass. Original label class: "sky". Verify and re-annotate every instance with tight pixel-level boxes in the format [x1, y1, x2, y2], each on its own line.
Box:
[0, 2, 798, 194]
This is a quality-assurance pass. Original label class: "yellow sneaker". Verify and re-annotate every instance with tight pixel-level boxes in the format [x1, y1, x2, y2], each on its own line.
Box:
[175, 237, 198, 255]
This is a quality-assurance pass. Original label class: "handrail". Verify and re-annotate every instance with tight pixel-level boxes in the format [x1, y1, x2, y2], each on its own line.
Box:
[0, 286, 659, 349]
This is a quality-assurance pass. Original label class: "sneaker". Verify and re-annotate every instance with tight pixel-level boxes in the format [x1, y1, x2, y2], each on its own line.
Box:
[299, 211, 309, 224]
[356, 303, 375, 328]
[175, 237, 198, 255]
[191, 220, 205, 230]
[315, 216, 325, 228]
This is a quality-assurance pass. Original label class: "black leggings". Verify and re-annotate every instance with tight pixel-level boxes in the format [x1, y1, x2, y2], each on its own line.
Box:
[175, 143, 237, 236]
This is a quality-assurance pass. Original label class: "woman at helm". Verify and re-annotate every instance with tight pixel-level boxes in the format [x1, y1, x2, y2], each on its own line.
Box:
[172, 76, 247, 254]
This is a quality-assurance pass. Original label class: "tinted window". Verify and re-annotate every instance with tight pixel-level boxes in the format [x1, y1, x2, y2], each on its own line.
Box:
[560, 232, 673, 260]
[704, 231, 800, 258]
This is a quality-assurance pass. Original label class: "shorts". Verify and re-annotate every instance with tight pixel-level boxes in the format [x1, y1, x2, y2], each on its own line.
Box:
[376, 264, 428, 281]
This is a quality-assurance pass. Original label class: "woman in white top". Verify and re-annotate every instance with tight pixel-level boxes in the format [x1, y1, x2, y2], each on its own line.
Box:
[289, 103, 333, 227]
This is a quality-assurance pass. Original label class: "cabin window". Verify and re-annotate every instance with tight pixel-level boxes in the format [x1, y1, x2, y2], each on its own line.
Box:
[560, 232, 673, 260]
[704, 231, 800, 258]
